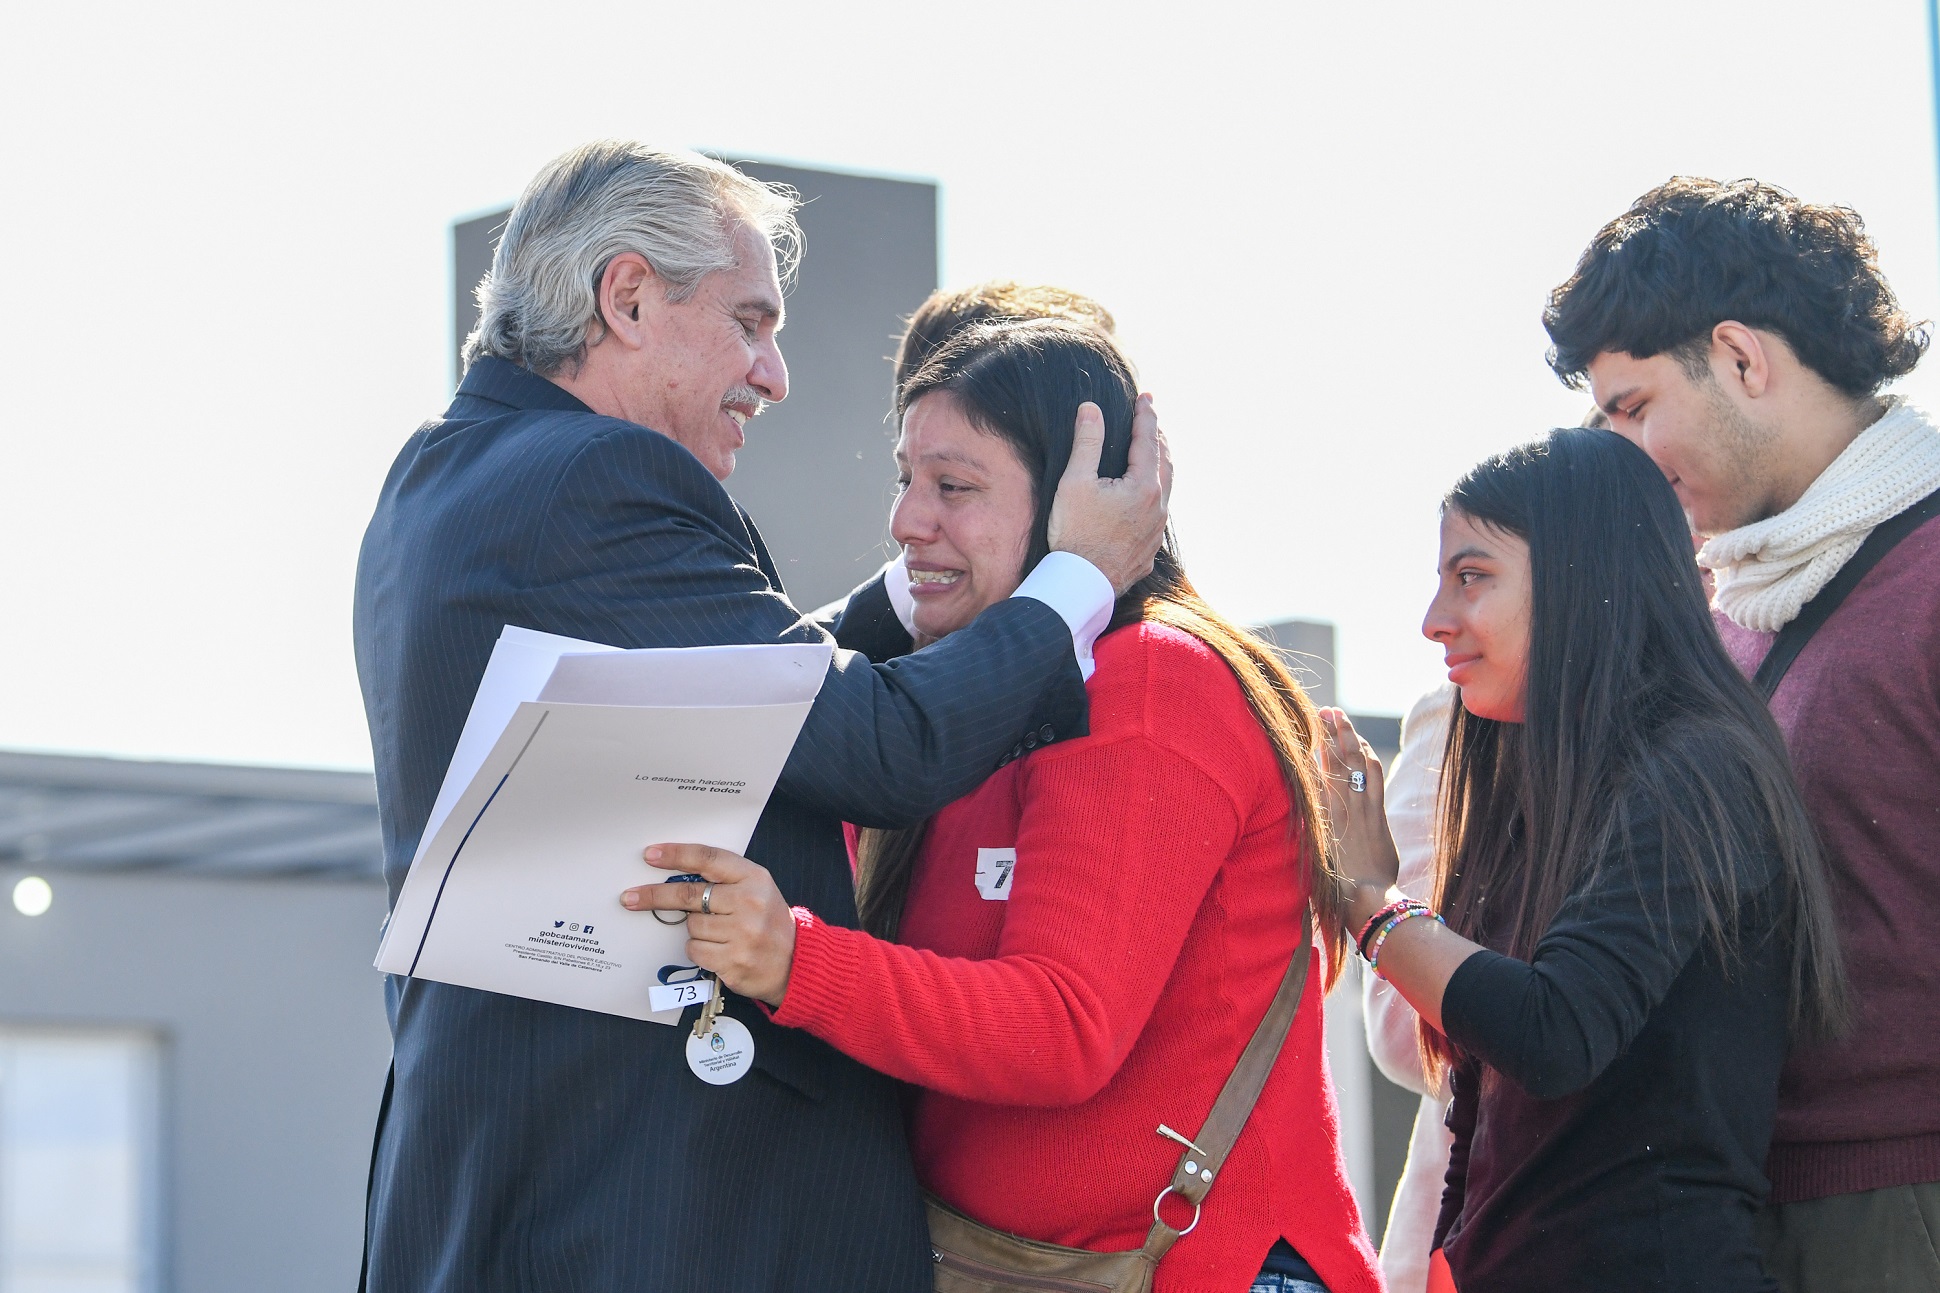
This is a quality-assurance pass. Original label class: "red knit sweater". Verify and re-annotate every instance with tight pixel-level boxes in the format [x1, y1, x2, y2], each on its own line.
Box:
[776, 623, 1381, 1293]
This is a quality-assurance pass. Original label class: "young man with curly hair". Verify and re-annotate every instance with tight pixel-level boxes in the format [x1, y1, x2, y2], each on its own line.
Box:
[1546, 177, 1940, 1293]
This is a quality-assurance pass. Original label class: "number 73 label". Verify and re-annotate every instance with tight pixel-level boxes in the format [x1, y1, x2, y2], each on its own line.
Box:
[648, 977, 718, 1013]
[975, 848, 1017, 901]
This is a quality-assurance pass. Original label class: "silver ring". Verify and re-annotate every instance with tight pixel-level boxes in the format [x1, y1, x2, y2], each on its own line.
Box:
[700, 883, 715, 916]
[1349, 770, 1366, 794]
[1151, 1186, 1201, 1236]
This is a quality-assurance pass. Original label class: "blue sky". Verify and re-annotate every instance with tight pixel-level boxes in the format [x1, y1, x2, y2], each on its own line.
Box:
[3, 0, 1938, 768]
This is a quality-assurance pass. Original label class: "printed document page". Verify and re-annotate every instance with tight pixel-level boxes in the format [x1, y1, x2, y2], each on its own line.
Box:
[375, 627, 831, 1024]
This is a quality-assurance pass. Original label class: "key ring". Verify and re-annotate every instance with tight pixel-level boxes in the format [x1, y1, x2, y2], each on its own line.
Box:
[653, 873, 706, 925]
[1151, 1185, 1200, 1236]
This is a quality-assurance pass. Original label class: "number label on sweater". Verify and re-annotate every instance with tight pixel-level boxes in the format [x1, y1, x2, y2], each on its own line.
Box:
[975, 848, 1017, 900]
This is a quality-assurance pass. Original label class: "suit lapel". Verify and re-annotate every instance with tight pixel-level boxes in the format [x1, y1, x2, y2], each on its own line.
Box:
[734, 501, 786, 597]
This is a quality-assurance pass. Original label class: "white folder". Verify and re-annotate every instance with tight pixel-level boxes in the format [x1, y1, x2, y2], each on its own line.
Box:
[374, 626, 831, 1024]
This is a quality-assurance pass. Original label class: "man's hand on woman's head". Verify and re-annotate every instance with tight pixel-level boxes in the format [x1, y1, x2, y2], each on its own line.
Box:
[1047, 395, 1172, 595]
[621, 844, 798, 1008]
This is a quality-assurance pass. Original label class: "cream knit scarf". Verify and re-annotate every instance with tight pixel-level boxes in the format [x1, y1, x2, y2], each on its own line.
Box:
[1698, 396, 1940, 633]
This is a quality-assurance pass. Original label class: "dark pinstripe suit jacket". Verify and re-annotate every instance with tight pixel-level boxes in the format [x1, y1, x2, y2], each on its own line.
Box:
[352, 357, 1088, 1292]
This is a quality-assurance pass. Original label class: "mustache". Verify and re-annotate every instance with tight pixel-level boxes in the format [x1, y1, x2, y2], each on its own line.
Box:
[721, 386, 767, 417]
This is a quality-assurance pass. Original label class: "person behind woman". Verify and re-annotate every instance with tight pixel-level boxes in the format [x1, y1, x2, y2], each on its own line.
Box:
[1358, 684, 1454, 1292]
[893, 279, 1118, 389]
[625, 319, 1382, 1293]
[1320, 428, 1848, 1292]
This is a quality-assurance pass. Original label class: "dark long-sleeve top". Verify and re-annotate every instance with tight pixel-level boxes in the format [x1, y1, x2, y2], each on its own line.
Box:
[1432, 775, 1790, 1293]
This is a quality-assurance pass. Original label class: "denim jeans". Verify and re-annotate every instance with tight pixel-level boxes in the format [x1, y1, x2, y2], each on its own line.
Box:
[1249, 1275, 1329, 1293]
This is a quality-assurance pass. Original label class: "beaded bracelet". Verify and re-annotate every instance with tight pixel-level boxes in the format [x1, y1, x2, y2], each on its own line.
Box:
[1355, 897, 1421, 960]
[1362, 902, 1428, 963]
[1368, 906, 1447, 979]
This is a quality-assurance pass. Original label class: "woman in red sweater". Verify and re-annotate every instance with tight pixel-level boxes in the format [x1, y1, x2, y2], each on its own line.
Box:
[624, 320, 1381, 1293]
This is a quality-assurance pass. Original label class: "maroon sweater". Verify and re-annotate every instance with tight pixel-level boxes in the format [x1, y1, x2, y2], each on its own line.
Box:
[1716, 511, 1940, 1203]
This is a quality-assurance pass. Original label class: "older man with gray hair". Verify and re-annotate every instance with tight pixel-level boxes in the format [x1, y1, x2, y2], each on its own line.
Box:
[353, 142, 1167, 1292]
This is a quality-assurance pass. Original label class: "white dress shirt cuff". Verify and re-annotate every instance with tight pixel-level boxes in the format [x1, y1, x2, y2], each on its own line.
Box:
[1012, 551, 1114, 681]
[884, 553, 918, 637]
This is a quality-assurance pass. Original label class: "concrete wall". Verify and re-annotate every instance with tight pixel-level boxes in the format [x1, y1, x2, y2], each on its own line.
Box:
[450, 208, 501, 382]
[0, 867, 391, 1293]
[1256, 617, 1339, 708]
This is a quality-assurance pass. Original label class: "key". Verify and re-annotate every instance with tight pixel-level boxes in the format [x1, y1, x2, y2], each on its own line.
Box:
[1156, 1124, 1206, 1156]
[692, 973, 724, 1040]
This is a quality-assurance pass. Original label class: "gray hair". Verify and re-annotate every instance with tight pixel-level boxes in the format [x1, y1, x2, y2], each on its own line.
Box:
[463, 141, 802, 377]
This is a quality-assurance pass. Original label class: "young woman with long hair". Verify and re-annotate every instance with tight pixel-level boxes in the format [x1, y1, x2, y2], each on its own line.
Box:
[1320, 428, 1847, 1292]
[623, 319, 1382, 1293]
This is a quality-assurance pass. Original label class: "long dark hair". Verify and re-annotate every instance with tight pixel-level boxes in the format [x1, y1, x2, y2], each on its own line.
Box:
[1425, 428, 1848, 1068]
[856, 318, 1347, 983]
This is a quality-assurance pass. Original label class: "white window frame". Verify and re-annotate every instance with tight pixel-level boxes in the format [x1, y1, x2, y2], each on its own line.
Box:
[0, 1024, 165, 1293]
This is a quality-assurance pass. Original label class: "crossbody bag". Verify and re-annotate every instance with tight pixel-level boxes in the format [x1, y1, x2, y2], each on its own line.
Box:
[924, 916, 1315, 1293]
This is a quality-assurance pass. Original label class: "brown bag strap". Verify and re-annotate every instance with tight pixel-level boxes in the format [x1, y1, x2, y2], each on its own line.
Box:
[1138, 913, 1314, 1263]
